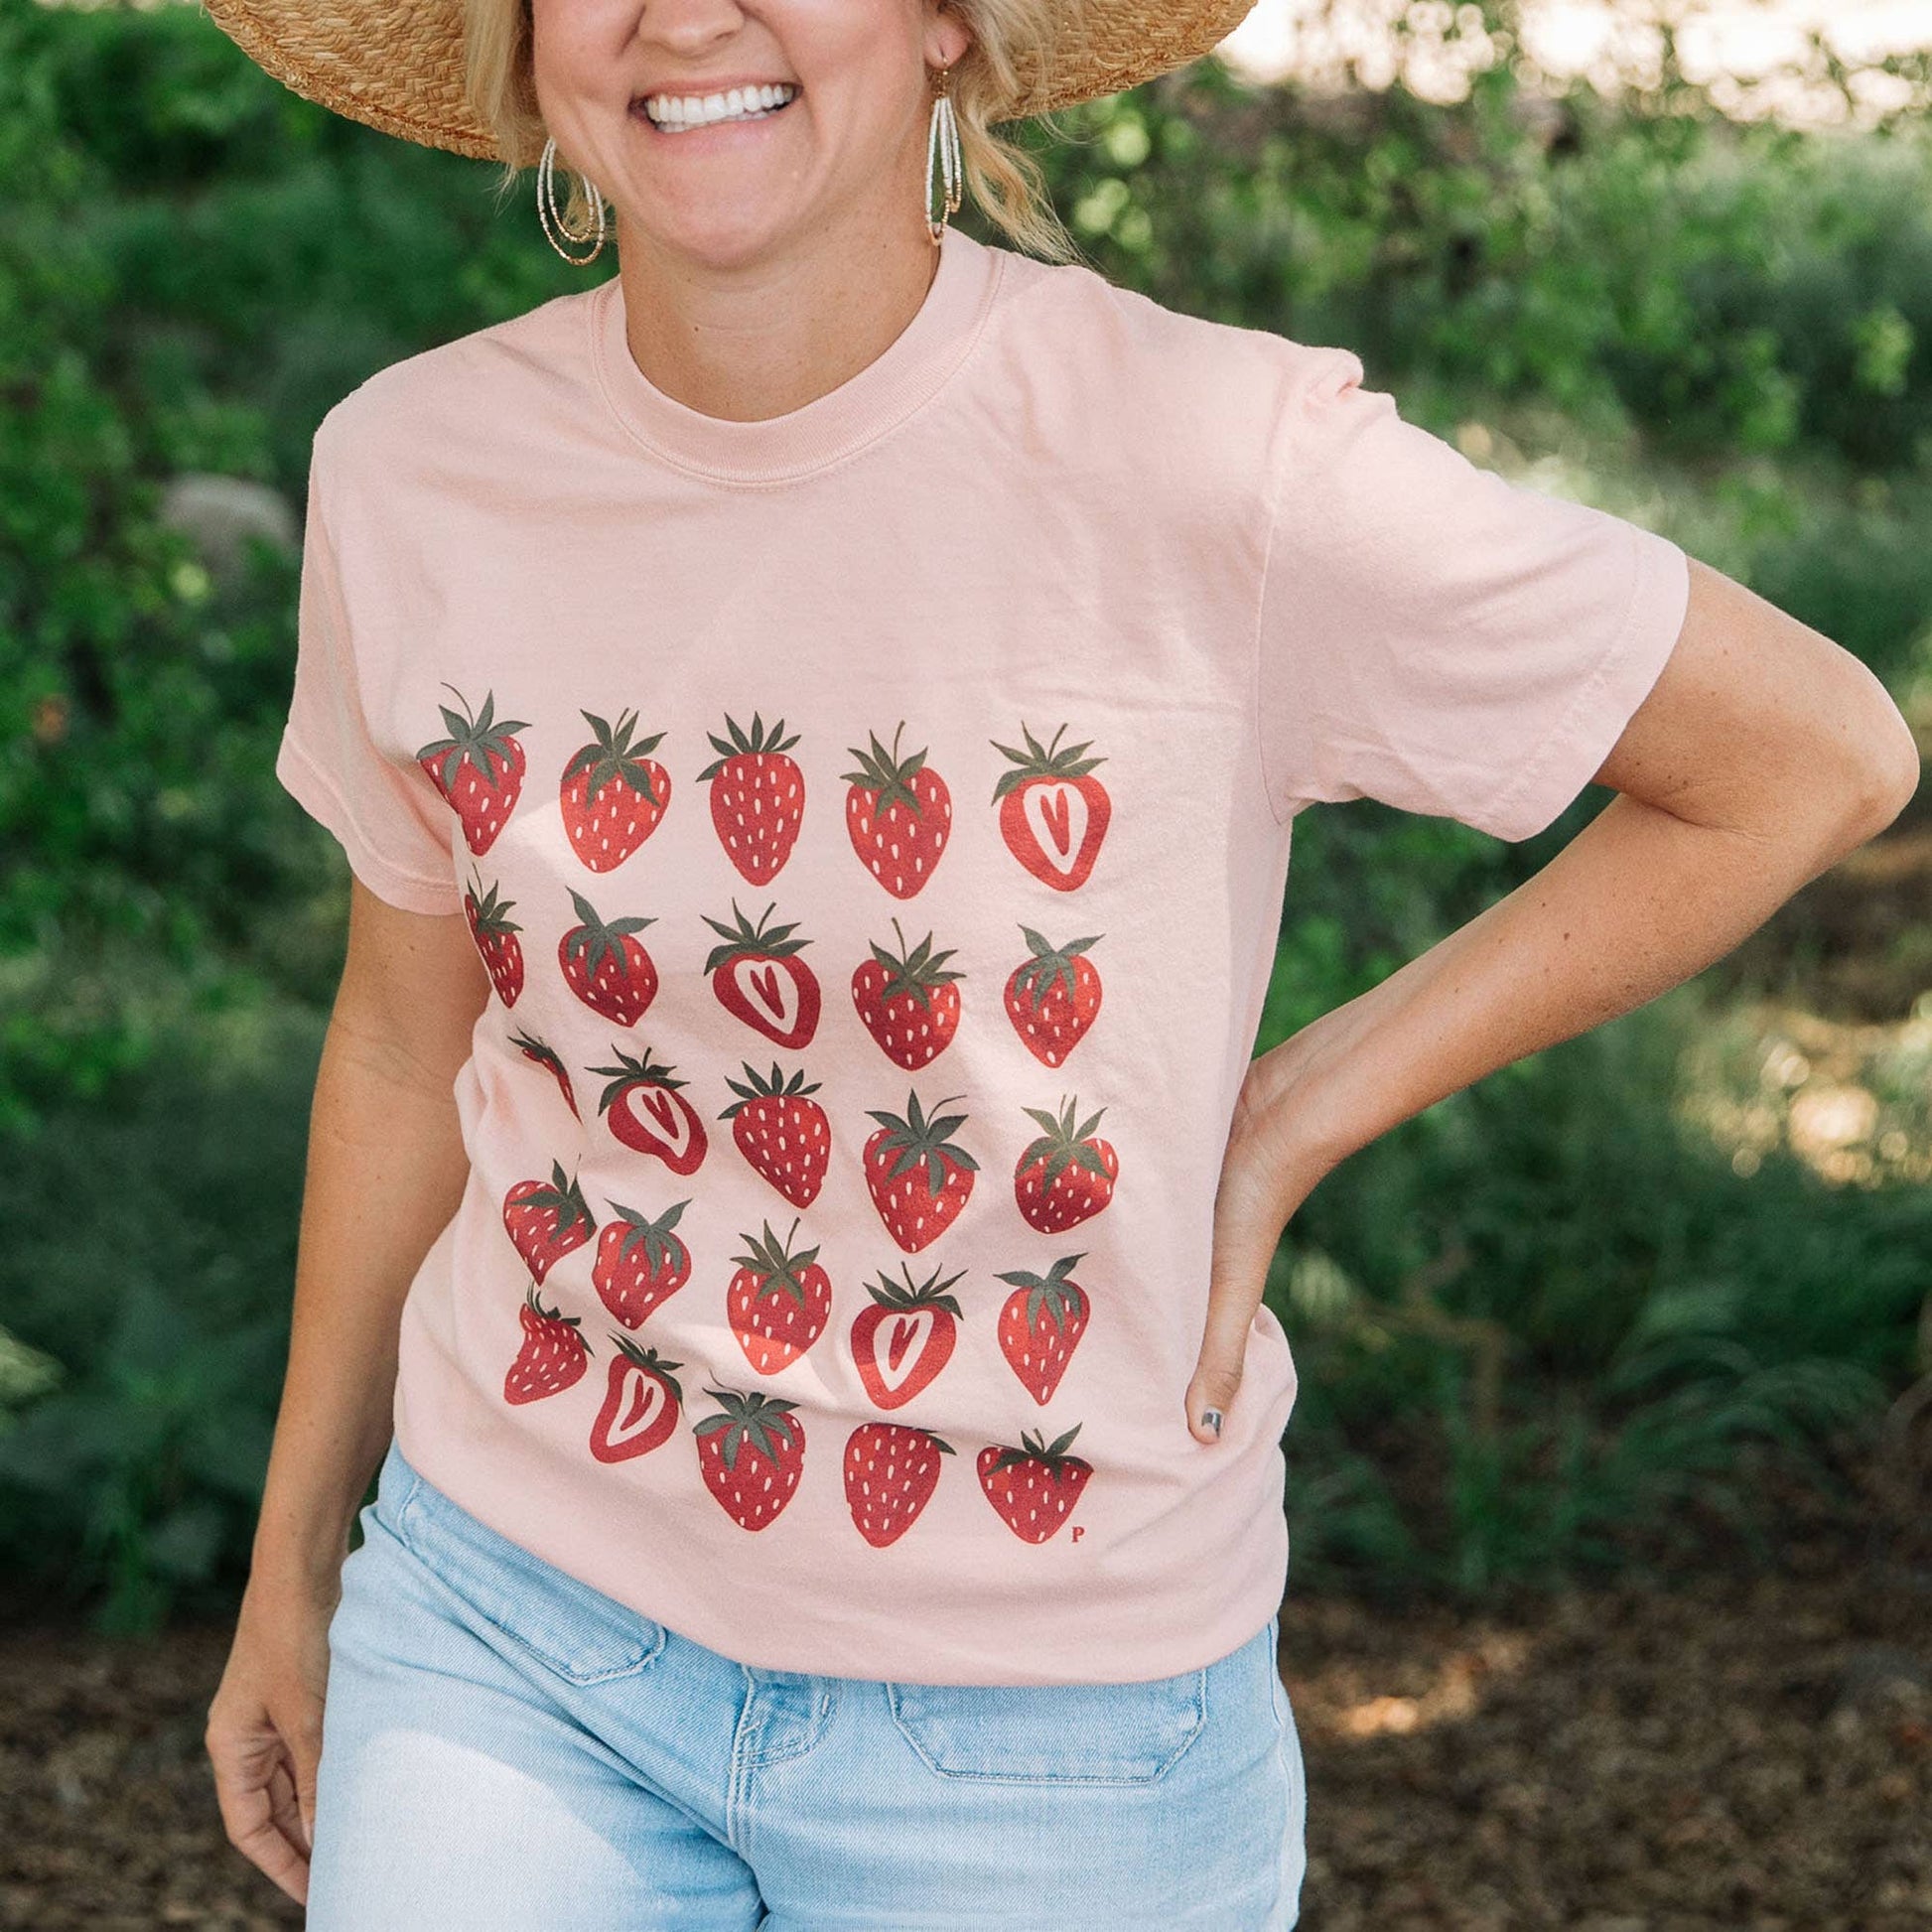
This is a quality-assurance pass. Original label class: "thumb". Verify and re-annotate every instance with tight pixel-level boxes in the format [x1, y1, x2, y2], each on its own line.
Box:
[1185, 1265, 1264, 1445]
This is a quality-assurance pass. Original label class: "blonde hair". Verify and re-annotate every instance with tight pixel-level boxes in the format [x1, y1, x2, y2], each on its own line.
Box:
[463, 0, 1085, 264]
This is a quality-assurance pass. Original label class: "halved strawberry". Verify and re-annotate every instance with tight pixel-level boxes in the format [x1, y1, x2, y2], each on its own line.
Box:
[502, 1160, 597, 1283]
[590, 1043, 708, 1172]
[697, 712, 804, 885]
[843, 721, 951, 897]
[589, 1336, 683, 1463]
[1004, 925, 1103, 1067]
[719, 1059, 830, 1208]
[1013, 1095, 1117, 1233]
[845, 1422, 955, 1548]
[503, 1283, 591, 1405]
[694, 1387, 806, 1530]
[591, 1196, 692, 1327]
[417, 685, 530, 854]
[559, 888, 659, 1026]
[978, 1423, 1092, 1543]
[994, 1252, 1091, 1404]
[851, 915, 964, 1069]
[507, 1029, 580, 1118]
[850, 1258, 964, 1410]
[703, 899, 820, 1049]
[726, 1217, 832, 1375]
[464, 870, 524, 1007]
[990, 721, 1110, 891]
[862, 1088, 979, 1252]
[560, 707, 670, 872]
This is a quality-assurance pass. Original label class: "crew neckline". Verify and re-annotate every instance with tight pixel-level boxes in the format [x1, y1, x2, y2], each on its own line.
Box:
[591, 226, 1004, 484]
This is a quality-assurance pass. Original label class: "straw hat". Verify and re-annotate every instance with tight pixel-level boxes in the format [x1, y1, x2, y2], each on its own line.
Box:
[196, 0, 1259, 162]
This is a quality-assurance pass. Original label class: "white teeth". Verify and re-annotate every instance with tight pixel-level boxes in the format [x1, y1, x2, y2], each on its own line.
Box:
[643, 82, 796, 129]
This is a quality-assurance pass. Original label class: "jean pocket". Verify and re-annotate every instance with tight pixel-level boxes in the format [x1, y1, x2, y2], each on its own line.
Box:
[887, 1663, 1209, 1786]
[394, 1468, 668, 1687]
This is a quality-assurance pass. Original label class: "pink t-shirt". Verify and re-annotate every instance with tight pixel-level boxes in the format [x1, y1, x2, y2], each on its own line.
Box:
[277, 224, 1689, 1685]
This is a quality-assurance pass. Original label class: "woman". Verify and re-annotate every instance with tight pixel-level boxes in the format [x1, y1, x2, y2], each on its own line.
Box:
[199, 0, 1919, 1924]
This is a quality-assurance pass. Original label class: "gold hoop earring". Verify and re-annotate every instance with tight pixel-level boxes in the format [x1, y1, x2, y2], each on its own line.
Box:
[538, 134, 608, 266]
[925, 65, 962, 245]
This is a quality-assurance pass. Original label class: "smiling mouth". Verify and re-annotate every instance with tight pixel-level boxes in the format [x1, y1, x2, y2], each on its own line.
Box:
[635, 84, 800, 134]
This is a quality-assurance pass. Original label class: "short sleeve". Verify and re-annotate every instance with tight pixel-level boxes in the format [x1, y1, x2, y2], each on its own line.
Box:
[1255, 348, 1691, 842]
[275, 439, 465, 915]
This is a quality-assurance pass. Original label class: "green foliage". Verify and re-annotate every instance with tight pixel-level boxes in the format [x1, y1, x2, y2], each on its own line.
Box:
[4, 0, 1929, 1620]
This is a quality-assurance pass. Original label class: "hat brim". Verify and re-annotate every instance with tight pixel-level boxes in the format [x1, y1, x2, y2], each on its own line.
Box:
[198, 0, 1258, 162]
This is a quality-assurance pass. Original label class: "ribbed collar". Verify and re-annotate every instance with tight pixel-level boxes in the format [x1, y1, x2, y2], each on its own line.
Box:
[590, 225, 1003, 484]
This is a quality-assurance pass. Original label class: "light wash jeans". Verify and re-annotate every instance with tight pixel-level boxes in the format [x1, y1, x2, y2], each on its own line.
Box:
[306, 1436, 1308, 1930]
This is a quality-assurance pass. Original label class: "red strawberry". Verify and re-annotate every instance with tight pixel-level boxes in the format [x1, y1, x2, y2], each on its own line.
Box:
[1013, 1095, 1117, 1233]
[851, 915, 964, 1069]
[502, 1160, 597, 1283]
[843, 720, 951, 897]
[694, 1387, 806, 1530]
[862, 1088, 979, 1252]
[697, 712, 804, 885]
[719, 1060, 830, 1208]
[590, 1043, 708, 1173]
[591, 1196, 692, 1327]
[850, 1258, 964, 1410]
[560, 708, 670, 871]
[1004, 925, 1102, 1067]
[726, 1217, 832, 1375]
[417, 685, 530, 854]
[507, 1029, 580, 1119]
[993, 1252, 1091, 1404]
[559, 888, 659, 1026]
[703, 899, 820, 1049]
[978, 1423, 1092, 1543]
[503, 1283, 592, 1405]
[589, 1336, 684, 1463]
[463, 872, 524, 1007]
[845, 1422, 955, 1548]
[990, 721, 1110, 891]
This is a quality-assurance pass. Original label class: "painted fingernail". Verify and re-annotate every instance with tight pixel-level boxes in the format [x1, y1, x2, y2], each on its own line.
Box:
[1200, 1409, 1222, 1438]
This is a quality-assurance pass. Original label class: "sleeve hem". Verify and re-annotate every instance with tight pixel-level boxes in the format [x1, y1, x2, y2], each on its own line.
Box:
[276, 731, 465, 916]
[1458, 526, 1691, 844]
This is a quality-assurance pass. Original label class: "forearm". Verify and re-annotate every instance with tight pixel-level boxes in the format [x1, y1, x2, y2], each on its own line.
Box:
[1252, 781, 1895, 1184]
[250, 1018, 470, 1597]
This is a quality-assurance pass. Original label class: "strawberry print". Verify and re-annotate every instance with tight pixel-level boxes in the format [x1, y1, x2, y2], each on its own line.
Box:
[850, 1258, 965, 1410]
[993, 1253, 1091, 1404]
[726, 1217, 833, 1375]
[463, 870, 524, 1007]
[978, 1423, 1092, 1543]
[501, 1160, 597, 1283]
[719, 1060, 830, 1208]
[698, 712, 804, 885]
[843, 721, 951, 897]
[507, 1028, 580, 1119]
[591, 1043, 709, 1173]
[560, 708, 671, 871]
[862, 1088, 979, 1252]
[559, 888, 659, 1026]
[503, 1283, 592, 1405]
[1004, 925, 1102, 1066]
[591, 1196, 693, 1327]
[703, 899, 820, 1049]
[845, 1422, 956, 1548]
[417, 685, 530, 854]
[1014, 1095, 1118, 1233]
[590, 1335, 685, 1463]
[851, 915, 964, 1069]
[991, 721, 1111, 892]
[694, 1386, 806, 1530]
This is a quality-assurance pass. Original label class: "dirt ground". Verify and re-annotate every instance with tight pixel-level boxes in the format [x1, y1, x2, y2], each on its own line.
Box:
[2, 1488, 1926, 1932]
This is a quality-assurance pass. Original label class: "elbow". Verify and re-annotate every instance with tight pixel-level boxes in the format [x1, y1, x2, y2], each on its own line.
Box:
[1844, 700, 1921, 840]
